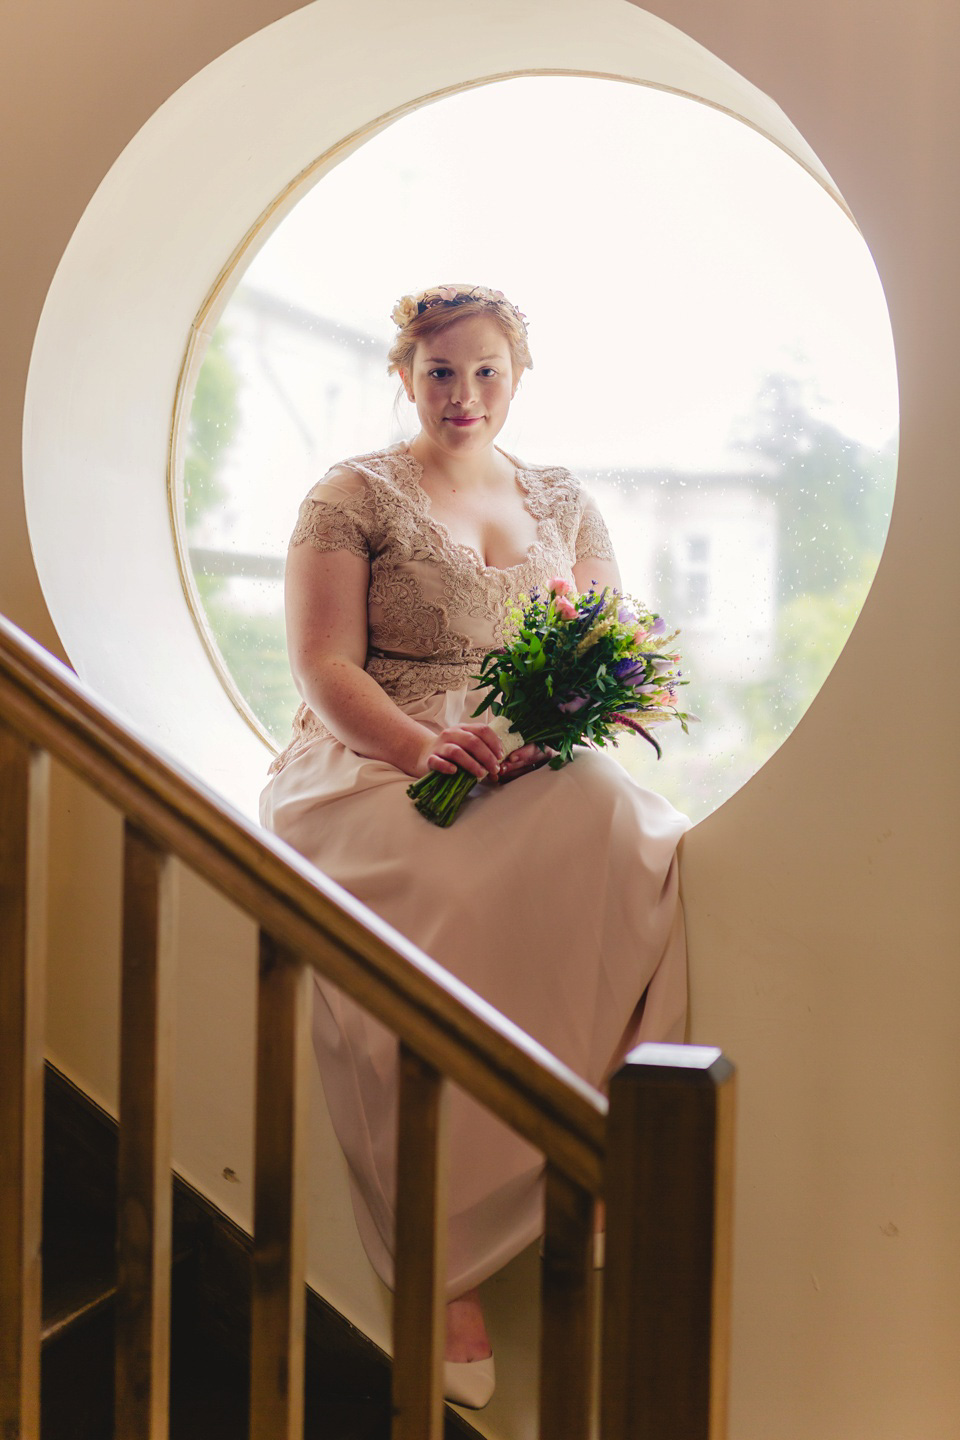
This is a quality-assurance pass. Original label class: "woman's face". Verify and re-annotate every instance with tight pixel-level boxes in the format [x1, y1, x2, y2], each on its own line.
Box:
[404, 313, 517, 456]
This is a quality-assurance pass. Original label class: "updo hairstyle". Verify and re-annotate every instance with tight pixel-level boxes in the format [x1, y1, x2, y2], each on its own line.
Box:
[387, 284, 533, 390]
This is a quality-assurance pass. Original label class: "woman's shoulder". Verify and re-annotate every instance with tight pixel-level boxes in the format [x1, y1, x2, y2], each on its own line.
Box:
[502, 449, 590, 523]
[502, 447, 586, 493]
[304, 443, 406, 497]
[292, 445, 413, 553]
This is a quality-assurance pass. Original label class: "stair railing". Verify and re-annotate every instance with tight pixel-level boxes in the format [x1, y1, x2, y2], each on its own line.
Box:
[0, 611, 735, 1440]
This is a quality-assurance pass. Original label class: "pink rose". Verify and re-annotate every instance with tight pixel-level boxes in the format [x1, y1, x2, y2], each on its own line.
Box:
[632, 626, 649, 643]
[555, 596, 577, 619]
[557, 694, 589, 714]
[549, 577, 572, 596]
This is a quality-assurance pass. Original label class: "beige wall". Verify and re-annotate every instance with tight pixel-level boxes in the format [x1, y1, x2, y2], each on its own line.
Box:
[2, 2, 958, 1437]
[642, 3, 960, 1435]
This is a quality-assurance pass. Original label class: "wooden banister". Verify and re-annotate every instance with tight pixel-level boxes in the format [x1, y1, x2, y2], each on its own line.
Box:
[0, 726, 48, 1439]
[539, 1166, 596, 1438]
[0, 611, 736, 1440]
[392, 1046, 448, 1440]
[601, 1044, 736, 1440]
[0, 615, 606, 1193]
[250, 935, 312, 1440]
[115, 823, 177, 1440]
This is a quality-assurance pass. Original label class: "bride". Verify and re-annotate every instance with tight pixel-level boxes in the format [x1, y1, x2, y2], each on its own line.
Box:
[260, 282, 690, 1408]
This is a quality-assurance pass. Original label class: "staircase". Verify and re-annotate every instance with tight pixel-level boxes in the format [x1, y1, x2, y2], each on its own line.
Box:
[2, 612, 735, 1439]
[39, 1066, 476, 1440]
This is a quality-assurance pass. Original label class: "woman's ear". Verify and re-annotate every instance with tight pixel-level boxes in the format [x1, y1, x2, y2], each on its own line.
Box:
[400, 368, 415, 403]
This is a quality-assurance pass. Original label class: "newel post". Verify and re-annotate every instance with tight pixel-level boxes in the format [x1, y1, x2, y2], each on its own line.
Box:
[600, 1043, 736, 1440]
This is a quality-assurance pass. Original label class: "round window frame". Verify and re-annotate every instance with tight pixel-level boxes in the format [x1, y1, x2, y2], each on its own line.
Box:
[22, 0, 876, 820]
[169, 66, 861, 757]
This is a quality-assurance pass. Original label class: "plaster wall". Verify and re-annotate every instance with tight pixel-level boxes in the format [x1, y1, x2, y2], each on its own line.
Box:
[1, 2, 957, 1438]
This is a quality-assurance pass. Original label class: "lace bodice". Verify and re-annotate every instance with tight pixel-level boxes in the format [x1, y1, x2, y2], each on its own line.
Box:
[270, 441, 615, 772]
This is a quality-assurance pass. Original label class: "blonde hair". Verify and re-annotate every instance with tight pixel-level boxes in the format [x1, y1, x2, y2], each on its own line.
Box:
[387, 284, 533, 387]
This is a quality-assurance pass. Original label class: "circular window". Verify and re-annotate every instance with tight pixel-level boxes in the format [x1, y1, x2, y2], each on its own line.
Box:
[178, 74, 897, 823]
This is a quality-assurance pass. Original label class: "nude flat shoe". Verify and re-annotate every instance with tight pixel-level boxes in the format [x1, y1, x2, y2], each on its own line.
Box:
[443, 1353, 496, 1409]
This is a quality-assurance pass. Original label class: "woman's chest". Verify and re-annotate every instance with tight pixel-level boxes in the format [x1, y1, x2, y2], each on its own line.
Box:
[416, 481, 542, 572]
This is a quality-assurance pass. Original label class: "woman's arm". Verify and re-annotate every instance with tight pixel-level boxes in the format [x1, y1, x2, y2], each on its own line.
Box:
[284, 543, 504, 781]
[573, 553, 622, 595]
[572, 493, 623, 596]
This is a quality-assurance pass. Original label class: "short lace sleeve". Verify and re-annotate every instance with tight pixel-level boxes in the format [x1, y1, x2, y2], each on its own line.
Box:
[289, 465, 374, 560]
[575, 493, 616, 563]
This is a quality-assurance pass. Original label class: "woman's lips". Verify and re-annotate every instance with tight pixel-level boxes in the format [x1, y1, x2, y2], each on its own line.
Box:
[446, 416, 483, 426]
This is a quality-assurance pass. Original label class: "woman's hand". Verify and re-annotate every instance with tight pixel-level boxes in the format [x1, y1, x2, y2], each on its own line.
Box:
[497, 742, 558, 783]
[413, 722, 505, 782]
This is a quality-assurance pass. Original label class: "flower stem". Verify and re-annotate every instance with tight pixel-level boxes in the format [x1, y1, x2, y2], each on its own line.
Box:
[406, 767, 480, 826]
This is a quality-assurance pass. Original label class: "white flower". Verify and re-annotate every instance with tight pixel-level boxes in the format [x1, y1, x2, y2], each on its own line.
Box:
[488, 712, 525, 758]
[391, 294, 419, 328]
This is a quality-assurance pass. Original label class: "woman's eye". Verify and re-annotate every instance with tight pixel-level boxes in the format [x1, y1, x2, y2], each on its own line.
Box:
[428, 368, 451, 380]
[479, 368, 498, 378]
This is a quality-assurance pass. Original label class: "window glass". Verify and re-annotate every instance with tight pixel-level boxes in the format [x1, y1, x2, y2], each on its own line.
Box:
[181, 75, 897, 822]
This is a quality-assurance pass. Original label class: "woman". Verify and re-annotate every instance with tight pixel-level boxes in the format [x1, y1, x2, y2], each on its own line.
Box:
[260, 283, 689, 1409]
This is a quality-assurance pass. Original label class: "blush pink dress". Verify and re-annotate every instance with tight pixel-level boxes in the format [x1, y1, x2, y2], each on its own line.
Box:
[259, 440, 689, 1299]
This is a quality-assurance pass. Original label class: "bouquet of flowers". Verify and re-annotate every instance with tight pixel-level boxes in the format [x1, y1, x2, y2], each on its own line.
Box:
[406, 578, 692, 826]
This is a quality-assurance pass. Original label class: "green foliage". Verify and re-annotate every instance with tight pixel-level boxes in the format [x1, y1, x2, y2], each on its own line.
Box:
[183, 325, 242, 542]
[410, 586, 690, 824]
[737, 554, 879, 753]
[733, 371, 894, 600]
[182, 326, 299, 750]
[201, 596, 300, 746]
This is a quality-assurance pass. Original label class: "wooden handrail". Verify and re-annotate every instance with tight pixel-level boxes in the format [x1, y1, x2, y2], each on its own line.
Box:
[0, 613, 606, 1189]
[0, 610, 735, 1440]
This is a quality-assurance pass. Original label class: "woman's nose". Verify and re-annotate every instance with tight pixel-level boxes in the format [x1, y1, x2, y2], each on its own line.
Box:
[452, 373, 477, 406]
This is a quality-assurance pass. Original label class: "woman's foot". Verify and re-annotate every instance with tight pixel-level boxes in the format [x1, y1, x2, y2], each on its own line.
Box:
[444, 1288, 495, 1409]
[444, 1287, 492, 1362]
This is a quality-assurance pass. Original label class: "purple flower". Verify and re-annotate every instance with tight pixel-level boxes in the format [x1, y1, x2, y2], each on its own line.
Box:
[580, 589, 609, 627]
[613, 658, 648, 686]
[617, 604, 636, 624]
[650, 616, 667, 635]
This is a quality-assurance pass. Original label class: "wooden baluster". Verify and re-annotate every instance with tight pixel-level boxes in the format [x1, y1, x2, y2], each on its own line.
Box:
[392, 1045, 447, 1440]
[539, 1165, 596, 1440]
[0, 727, 49, 1439]
[115, 822, 177, 1440]
[600, 1043, 736, 1440]
[250, 932, 312, 1440]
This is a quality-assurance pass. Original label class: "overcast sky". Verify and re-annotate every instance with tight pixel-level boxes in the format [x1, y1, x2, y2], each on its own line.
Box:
[243, 74, 899, 471]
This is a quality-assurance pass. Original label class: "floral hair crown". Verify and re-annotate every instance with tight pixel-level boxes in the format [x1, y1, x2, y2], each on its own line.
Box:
[391, 283, 528, 332]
